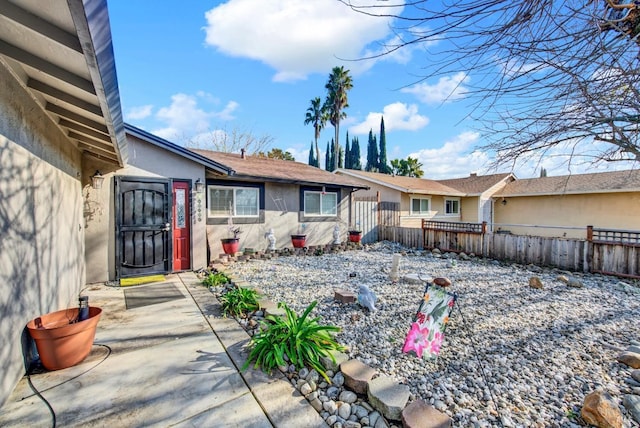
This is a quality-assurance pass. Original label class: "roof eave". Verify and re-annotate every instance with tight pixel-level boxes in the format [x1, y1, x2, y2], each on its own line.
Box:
[124, 124, 234, 175]
[69, 0, 127, 166]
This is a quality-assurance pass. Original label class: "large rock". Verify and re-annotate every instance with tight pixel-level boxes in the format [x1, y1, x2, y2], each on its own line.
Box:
[341, 359, 376, 394]
[321, 350, 350, 373]
[623, 394, 640, 424]
[367, 375, 410, 421]
[631, 369, 640, 383]
[528, 276, 544, 289]
[401, 399, 452, 428]
[581, 391, 622, 428]
[617, 351, 640, 369]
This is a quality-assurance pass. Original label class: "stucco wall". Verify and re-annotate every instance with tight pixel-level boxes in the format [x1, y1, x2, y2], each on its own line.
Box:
[460, 197, 479, 223]
[84, 135, 207, 283]
[494, 192, 640, 238]
[0, 64, 84, 407]
[206, 182, 353, 255]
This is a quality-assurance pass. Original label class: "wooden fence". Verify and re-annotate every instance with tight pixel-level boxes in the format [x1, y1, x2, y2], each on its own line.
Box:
[377, 221, 640, 278]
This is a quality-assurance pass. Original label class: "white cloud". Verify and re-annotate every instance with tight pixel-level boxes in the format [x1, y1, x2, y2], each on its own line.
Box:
[203, 0, 408, 82]
[125, 105, 153, 120]
[401, 72, 469, 104]
[349, 102, 429, 135]
[151, 93, 238, 141]
[409, 131, 491, 179]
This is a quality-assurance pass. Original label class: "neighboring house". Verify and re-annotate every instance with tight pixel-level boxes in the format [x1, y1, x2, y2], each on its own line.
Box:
[1, 0, 126, 407]
[437, 172, 515, 227]
[335, 169, 513, 227]
[192, 150, 368, 254]
[493, 169, 640, 239]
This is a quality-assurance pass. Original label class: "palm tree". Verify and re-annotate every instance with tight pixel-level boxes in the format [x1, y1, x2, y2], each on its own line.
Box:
[304, 97, 326, 167]
[324, 66, 353, 167]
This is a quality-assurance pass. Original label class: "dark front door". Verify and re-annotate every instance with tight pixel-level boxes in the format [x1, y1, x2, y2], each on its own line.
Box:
[115, 177, 172, 279]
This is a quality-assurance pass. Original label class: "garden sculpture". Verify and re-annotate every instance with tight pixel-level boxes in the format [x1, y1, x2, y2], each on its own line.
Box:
[357, 285, 377, 312]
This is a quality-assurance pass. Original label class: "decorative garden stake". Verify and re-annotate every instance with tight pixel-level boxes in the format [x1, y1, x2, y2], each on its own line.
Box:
[333, 224, 341, 245]
[265, 228, 276, 251]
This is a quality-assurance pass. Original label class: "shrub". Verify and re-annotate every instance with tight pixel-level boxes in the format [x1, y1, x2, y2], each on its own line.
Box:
[202, 271, 229, 288]
[220, 287, 259, 317]
[243, 301, 345, 382]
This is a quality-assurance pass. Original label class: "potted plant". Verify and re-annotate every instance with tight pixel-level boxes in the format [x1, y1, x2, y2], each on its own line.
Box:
[26, 298, 102, 371]
[348, 222, 362, 243]
[221, 226, 242, 255]
[291, 223, 307, 248]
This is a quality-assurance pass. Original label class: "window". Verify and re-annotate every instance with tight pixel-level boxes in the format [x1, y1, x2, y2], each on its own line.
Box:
[208, 186, 259, 218]
[304, 191, 337, 216]
[410, 197, 430, 215]
[445, 199, 460, 215]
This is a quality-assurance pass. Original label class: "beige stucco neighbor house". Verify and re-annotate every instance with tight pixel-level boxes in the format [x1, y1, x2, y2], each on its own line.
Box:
[335, 169, 514, 227]
[492, 169, 640, 239]
[193, 150, 368, 254]
[0, 0, 127, 407]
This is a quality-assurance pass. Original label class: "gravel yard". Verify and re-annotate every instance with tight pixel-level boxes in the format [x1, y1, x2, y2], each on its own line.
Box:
[225, 242, 640, 427]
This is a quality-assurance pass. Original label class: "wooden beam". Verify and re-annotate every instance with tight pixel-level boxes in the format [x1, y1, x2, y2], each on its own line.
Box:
[0, 40, 94, 94]
[69, 131, 116, 153]
[0, 2, 82, 53]
[28, 78, 102, 116]
[59, 118, 111, 143]
[82, 150, 119, 164]
[46, 102, 108, 134]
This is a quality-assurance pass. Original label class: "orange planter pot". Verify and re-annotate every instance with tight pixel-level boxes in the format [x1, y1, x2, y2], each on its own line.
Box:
[291, 234, 307, 248]
[27, 306, 102, 371]
[221, 238, 240, 254]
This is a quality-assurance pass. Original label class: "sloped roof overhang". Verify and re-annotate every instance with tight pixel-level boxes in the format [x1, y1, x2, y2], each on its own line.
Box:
[0, 0, 127, 166]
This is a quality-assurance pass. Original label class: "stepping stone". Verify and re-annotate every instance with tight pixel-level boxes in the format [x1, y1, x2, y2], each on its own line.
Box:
[402, 399, 452, 428]
[258, 299, 285, 318]
[367, 375, 410, 421]
[334, 290, 357, 304]
[320, 350, 349, 372]
[341, 359, 376, 395]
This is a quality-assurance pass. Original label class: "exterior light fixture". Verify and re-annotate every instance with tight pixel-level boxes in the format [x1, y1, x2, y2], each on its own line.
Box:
[501, 198, 507, 206]
[91, 170, 104, 190]
[194, 178, 205, 193]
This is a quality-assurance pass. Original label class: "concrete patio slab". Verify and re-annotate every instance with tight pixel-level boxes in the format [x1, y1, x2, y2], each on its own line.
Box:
[0, 272, 328, 427]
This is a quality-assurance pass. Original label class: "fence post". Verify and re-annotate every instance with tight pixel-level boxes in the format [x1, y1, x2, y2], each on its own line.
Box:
[481, 221, 487, 256]
[585, 225, 593, 274]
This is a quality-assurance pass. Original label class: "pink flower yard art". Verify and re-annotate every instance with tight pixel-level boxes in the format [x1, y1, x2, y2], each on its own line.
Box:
[402, 283, 457, 360]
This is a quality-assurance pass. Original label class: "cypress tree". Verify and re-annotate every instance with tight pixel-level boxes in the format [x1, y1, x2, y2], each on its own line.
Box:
[379, 116, 389, 174]
[345, 137, 351, 169]
[325, 141, 331, 171]
[308, 142, 316, 167]
[352, 136, 362, 170]
[338, 145, 344, 169]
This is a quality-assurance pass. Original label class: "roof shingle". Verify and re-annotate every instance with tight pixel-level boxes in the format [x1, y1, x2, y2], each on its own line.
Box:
[193, 150, 368, 189]
[335, 169, 464, 196]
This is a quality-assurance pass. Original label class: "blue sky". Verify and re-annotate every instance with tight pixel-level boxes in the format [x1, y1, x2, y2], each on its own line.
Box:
[107, 0, 635, 179]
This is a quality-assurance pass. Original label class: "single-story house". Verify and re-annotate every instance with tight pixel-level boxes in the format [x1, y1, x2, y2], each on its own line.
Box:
[192, 150, 369, 254]
[335, 169, 514, 227]
[492, 169, 640, 239]
[0, 0, 127, 407]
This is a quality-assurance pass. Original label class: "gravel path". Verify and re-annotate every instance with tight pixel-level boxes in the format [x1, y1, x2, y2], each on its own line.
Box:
[226, 242, 640, 427]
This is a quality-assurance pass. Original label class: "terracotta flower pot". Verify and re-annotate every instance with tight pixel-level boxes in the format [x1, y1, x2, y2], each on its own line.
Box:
[27, 306, 102, 371]
[221, 238, 240, 255]
[348, 231, 362, 243]
[291, 234, 307, 248]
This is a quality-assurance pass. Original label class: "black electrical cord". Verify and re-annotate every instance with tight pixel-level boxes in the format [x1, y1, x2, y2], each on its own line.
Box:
[26, 371, 56, 428]
[22, 344, 112, 428]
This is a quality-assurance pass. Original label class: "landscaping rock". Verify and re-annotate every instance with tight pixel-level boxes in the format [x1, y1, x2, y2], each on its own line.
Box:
[623, 394, 640, 424]
[321, 350, 349, 373]
[402, 399, 452, 428]
[528, 276, 543, 289]
[617, 351, 640, 369]
[339, 390, 357, 404]
[581, 390, 623, 428]
[567, 278, 584, 288]
[433, 277, 451, 287]
[341, 359, 376, 395]
[367, 375, 411, 421]
[631, 369, 640, 383]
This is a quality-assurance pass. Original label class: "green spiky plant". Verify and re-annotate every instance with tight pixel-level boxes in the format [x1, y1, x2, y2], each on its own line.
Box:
[242, 301, 345, 382]
[220, 287, 259, 317]
[202, 271, 230, 288]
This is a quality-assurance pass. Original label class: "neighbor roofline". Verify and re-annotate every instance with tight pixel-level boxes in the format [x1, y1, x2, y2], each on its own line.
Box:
[124, 124, 234, 175]
[213, 172, 369, 190]
[336, 169, 464, 196]
[495, 187, 640, 198]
